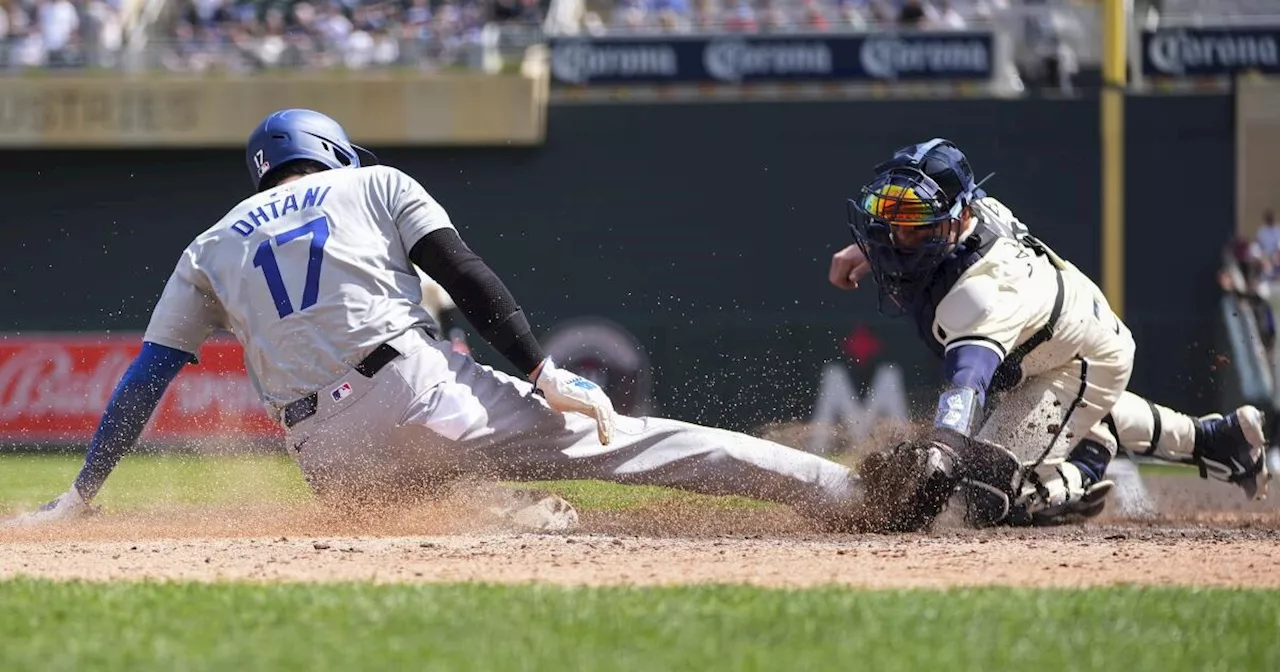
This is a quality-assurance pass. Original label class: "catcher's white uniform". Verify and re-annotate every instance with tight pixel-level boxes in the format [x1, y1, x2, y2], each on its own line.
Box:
[935, 198, 1136, 465]
[919, 197, 1270, 519]
[839, 136, 1270, 528]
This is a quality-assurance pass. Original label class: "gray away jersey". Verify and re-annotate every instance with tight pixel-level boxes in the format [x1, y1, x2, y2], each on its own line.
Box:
[143, 165, 454, 411]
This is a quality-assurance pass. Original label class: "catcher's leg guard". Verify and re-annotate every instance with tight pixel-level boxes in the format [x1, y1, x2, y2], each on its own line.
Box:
[1108, 394, 1270, 500]
[1009, 463, 1115, 527]
[1007, 438, 1117, 526]
[952, 437, 1115, 528]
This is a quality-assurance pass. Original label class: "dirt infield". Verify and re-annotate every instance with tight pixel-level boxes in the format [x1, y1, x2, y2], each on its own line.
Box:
[1, 472, 1278, 589]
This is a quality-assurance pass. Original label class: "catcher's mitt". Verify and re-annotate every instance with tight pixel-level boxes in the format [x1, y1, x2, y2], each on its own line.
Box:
[857, 440, 959, 533]
[857, 434, 1027, 532]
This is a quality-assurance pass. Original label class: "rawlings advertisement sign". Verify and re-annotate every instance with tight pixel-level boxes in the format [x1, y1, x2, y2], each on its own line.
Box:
[0, 333, 280, 444]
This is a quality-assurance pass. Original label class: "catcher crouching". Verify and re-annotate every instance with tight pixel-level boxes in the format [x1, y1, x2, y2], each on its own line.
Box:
[829, 138, 1271, 531]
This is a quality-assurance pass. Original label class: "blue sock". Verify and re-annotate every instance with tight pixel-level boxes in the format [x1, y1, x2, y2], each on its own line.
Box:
[1066, 440, 1112, 485]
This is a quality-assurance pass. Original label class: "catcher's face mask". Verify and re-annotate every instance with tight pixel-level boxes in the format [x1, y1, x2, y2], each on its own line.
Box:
[847, 138, 988, 316]
[848, 169, 967, 314]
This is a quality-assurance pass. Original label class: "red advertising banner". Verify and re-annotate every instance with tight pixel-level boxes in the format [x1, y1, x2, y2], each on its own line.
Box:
[0, 333, 282, 444]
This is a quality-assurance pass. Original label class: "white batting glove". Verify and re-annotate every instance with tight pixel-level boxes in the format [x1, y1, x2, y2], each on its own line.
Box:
[2, 486, 98, 528]
[532, 358, 617, 445]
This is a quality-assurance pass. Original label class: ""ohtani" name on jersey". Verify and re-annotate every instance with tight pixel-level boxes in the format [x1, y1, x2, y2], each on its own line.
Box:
[229, 186, 332, 237]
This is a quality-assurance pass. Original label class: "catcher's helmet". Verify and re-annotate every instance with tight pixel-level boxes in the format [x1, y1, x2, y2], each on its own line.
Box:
[245, 109, 377, 191]
[847, 138, 989, 314]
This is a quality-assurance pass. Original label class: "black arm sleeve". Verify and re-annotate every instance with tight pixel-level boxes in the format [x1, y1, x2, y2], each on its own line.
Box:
[409, 228, 547, 376]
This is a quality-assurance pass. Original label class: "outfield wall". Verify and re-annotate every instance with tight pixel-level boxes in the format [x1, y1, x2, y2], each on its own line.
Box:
[0, 93, 1234, 445]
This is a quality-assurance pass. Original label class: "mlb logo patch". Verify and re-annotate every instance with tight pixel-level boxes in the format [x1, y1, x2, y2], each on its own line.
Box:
[331, 382, 353, 402]
[254, 149, 271, 178]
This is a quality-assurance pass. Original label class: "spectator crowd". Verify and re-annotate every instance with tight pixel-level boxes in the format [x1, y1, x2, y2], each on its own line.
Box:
[1221, 208, 1280, 462]
[0, 0, 125, 68]
[0, 0, 1194, 93]
[553, 0, 1013, 35]
[162, 0, 545, 71]
[1226, 210, 1280, 356]
[0, 0, 1099, 85]
[156, 0, 1092, 81]
[0, 0, 1081, 76]
[0, 0, 1269, 77]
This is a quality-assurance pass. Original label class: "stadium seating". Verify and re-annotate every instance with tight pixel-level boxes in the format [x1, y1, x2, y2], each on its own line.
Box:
[0, 0, 130, 68]
[0, 0, 1085, 73]
[8, 0, 1276, 76]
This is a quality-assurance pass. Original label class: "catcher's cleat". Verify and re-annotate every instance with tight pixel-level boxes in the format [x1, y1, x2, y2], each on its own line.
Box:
[1023, 479, 1114, 527]
[1191, 406, 1272, 500]
[1072, 479, 1114, 519]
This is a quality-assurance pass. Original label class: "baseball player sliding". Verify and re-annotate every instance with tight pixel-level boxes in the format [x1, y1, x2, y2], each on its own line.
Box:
[7, 109, 864, 531]
[831, 138, 1272, 530]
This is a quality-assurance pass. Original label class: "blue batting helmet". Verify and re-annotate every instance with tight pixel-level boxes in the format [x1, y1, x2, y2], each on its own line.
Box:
[245, 109, 376, 191]
[847, 138, 992, 314]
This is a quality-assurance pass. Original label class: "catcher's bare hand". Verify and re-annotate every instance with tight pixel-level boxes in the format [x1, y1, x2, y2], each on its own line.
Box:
[829, 244, 871, 290]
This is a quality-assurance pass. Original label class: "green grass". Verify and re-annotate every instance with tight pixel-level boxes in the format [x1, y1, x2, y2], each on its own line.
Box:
[0, 453, 311, 512]
[0, 453, 774, 514]
[0, 452, 1203, 515]
[0, 451, 1207, 516]
[0, 580, 1274, 671]
[1129, 462, 1202, 477]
